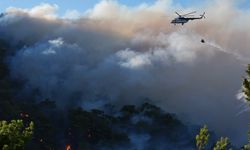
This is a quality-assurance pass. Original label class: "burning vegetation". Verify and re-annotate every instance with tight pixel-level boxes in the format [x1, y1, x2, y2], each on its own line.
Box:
[0, 40, 195, 149]
[1, 0, 250, 148]
[0, 43, 195, 149]
[1, 37, 250, 149]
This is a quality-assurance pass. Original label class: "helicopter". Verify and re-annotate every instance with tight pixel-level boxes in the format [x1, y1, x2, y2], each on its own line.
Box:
[171, 11, 205, 25]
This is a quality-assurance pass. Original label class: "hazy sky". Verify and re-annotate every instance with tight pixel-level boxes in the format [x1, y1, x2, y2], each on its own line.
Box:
[0, 0, 211, 15]
[1, 0, 249, 16]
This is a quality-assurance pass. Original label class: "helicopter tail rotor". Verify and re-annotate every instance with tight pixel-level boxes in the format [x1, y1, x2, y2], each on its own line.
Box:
[200, 12, 206, 19]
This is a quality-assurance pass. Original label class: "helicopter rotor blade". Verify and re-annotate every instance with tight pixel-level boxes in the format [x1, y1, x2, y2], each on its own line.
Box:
[175, 12, 181, 17]
[182, 11, 196, 16]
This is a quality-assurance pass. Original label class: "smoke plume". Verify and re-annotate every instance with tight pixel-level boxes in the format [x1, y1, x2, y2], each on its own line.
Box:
[0, 0, 250, 145]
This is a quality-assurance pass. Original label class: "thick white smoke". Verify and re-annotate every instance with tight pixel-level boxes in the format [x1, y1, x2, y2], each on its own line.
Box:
[1, 0, 250, 145]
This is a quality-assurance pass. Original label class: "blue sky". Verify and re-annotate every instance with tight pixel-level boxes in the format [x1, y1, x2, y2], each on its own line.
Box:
[0, 0, 249, 15]
[0, 0, 205, 14]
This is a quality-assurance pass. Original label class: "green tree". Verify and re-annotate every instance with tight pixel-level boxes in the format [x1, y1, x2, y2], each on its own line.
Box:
[0, 120, 34, 150]
[243, 144, 250, 150]
[196, 125, 210, 150]
[243, 64, 250, 102]
[243, 64, 250, 149]
[213, 137, 230, 150]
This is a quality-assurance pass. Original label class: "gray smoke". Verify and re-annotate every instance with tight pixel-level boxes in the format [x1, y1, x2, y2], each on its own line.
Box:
[0, 0, 250, 146]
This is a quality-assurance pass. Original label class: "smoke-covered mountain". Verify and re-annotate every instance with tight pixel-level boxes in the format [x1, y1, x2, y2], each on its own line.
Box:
[0, 0, 250, 147]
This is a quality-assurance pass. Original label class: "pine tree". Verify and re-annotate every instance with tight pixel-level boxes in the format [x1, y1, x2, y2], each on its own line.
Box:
[213, 137, 230, 150]
[196, 125, 210, 150]
[243, 64, 250, 102]
[243, 64, 250, 149]
[0, 120, 34, 150]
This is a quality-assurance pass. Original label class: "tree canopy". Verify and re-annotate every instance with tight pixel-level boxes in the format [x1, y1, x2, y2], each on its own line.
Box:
[0, 120, 34, 150]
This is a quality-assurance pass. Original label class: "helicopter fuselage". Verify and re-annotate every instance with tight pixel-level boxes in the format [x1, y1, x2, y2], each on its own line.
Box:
[171, 17, 189, 25]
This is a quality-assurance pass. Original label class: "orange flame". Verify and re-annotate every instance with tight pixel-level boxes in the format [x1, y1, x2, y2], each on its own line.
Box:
[66, 145, 71, 150]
